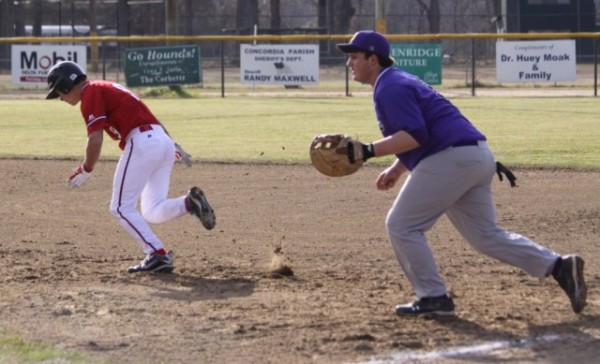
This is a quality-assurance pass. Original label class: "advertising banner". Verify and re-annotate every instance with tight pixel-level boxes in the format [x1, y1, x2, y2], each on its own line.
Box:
[11, 44, 87, 85]
[124, 45, 201, 87]
[496, 40, 576, 82]
[240, 44, 319, 85]
[390, 44, 442, 85]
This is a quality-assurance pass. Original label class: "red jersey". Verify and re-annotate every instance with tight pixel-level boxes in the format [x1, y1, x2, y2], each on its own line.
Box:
[80, 80, 161, 150]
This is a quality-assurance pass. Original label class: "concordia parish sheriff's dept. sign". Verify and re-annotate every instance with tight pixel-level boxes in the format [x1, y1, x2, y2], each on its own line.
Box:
[124, 45, 201, 87]
[496, 40, 576, 82]
[240, 44, 319, 85]
[390, 44, 442, 85]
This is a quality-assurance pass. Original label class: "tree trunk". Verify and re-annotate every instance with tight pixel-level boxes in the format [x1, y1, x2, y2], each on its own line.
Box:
[317, 0, 328, 55]
[271, 0, 281, 34]
[317, 0, 327, 32]
[116, 0, 129, 36]
[165, 0, 181, 92]
[332, 0, 355, 34]
[0, 0, 16, 69]
[90, 0, 99, 72]
[165, 0, 178, 37]
[32, 0, 43, 37]
[427, 0, 440, 33]
[184, 0, 194, 35]
[415, 0, 440, 34]
[236, 0, 258, 35]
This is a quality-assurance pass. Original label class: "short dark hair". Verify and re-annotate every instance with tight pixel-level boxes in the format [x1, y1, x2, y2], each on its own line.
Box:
[364, 51, 394, 68]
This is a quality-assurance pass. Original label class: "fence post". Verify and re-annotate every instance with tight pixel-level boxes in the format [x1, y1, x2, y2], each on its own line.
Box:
[345, 58, 350, 97]
[594, 38, 597, 97]
[101, 42, 106, 80]
[221, 40, 225, 98]
[471, 38, 476, 97]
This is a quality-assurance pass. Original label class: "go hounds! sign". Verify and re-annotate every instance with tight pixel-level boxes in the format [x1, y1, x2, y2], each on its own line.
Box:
[11, 45, 87, 85]
[124, 45, 201, 87]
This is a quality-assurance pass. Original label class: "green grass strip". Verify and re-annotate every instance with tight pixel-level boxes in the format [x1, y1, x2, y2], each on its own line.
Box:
[0, 330, 102, 363]
[1, 96, 599, 169]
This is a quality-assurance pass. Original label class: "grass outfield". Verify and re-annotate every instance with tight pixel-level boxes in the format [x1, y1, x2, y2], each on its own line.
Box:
[1, 96, 600, 169]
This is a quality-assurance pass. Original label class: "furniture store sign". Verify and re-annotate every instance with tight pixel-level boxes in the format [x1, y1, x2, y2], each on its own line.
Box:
[496, 40, 576, 82]
[240, 44, 319, 85]
[11, 44, 87, 85]
[390, 44, 442, 85]
[124, 45, 201, 87]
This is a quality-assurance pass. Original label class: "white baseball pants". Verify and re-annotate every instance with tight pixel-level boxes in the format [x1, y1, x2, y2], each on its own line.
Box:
[110, 125, 188, 255]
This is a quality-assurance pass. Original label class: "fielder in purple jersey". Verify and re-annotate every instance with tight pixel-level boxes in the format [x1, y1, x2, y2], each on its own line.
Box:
[336, 30, 587, 315]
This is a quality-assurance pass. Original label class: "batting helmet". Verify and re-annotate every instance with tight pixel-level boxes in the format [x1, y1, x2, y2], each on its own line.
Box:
[46, 61, 86, 99]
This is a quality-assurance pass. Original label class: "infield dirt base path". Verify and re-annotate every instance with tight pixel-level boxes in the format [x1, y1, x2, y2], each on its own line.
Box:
[0, 159, 598, 363]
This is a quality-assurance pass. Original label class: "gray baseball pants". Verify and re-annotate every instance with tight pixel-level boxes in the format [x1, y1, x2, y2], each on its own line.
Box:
[386, 141, 559, 298]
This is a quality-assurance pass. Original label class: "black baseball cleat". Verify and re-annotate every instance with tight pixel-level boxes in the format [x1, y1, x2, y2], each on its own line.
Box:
[553, 254, 587, 313]
[128, 251, 174, 273]
[395, 294, 456, 316]
[185, 186, 216, 230]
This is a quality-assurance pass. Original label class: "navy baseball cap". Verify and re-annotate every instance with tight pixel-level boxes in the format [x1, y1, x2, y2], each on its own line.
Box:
[337, 30, 395, 66]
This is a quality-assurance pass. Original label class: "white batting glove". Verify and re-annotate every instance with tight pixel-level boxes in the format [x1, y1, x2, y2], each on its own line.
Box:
[68, 165, 92, 188]
[174, 142, 192, 167]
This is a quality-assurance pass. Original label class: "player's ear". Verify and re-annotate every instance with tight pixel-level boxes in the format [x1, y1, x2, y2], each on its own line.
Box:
[367, 53, 379, 66]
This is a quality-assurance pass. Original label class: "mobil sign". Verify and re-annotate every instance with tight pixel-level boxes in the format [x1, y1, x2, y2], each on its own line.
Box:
[11, 44, 87, 85]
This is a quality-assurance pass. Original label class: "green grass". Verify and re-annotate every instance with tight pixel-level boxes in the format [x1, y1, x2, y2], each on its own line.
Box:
[1, 96, 600, 169]
[456, 97, 600, 168]
[0, 330, 103, 363]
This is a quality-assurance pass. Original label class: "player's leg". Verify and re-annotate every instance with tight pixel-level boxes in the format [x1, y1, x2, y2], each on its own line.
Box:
[446, 145, 586, 313]
[110, 134, 166, 256]
[387, 148, 486, 301]
[139, 131, 188, 224]
[445, 146, 558, 278]
[386, 180, 447, 299]
[390, 144, 506, 315]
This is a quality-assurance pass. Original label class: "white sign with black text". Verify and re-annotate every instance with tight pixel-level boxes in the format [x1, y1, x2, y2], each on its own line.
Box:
[11, 44, 87, 86]
[496, 40, 576, 82]
[240, 44, 319, 85]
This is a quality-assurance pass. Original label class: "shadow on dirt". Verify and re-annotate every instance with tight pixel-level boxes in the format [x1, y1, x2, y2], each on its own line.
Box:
[119, 272, 258, 301]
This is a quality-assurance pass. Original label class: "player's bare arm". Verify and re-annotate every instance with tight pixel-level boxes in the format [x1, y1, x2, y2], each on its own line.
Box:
[67, 129, 103, 188]
[371, 130, 420, 157]
[83, 129, 104, 172]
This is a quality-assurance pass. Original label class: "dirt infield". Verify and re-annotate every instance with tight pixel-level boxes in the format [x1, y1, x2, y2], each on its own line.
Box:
[0, 159, 598, 363]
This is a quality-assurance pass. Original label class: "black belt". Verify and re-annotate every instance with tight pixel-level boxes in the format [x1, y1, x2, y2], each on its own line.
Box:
[451, 140, 480, 148]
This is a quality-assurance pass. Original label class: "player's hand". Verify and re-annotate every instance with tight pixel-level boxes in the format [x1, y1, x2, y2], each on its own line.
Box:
[68, 165, 92, 188]
[174, 142, 192, 167]
[376, 162, 406, 191]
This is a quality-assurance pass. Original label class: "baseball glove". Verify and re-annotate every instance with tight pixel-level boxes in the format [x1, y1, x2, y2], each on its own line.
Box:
[309, 134, 365, 177]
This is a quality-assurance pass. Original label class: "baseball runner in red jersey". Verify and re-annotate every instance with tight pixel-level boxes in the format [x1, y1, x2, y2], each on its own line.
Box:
[45, 61, 215, 273]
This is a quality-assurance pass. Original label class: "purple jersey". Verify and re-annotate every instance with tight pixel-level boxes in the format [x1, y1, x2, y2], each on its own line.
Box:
[373, 67, 486, 170]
